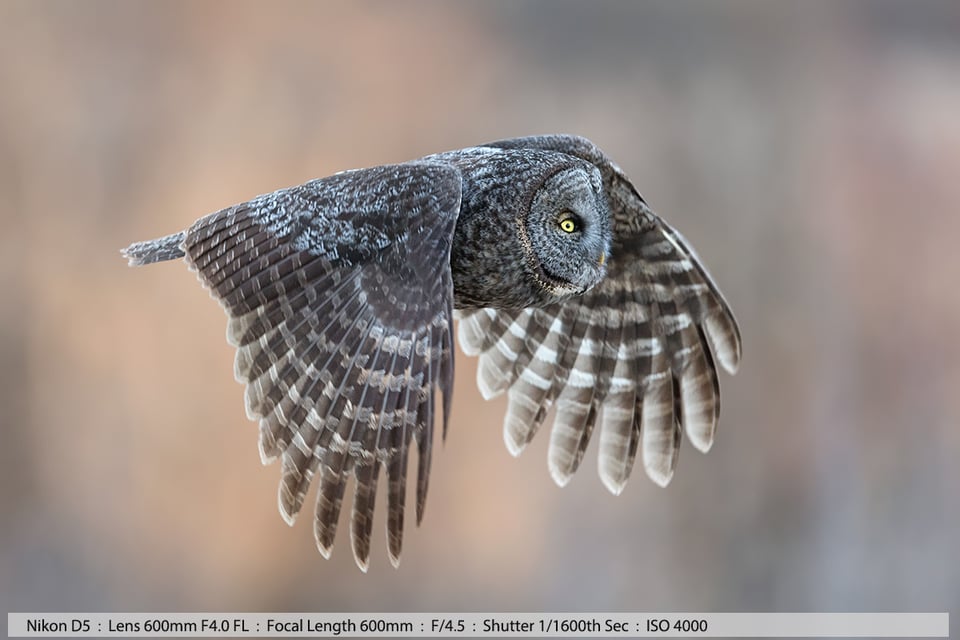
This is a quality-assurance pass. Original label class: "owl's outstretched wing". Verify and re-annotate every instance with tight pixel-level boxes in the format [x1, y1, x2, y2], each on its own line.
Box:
[128, 163, 461, 570]
[458, 135, 741, 492]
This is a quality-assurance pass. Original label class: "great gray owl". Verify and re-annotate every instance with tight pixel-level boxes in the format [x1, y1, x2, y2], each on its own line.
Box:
[123, 135, 741, 570]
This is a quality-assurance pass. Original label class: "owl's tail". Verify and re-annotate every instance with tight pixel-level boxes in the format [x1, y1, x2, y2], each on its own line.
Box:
[122, 231, 186, 266]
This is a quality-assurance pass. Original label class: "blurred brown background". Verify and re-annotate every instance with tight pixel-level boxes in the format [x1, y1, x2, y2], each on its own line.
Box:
[2, 0, 958, 616]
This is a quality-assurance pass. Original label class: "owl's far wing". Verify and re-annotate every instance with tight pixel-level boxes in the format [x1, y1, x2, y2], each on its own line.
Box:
[461, 135, 741, 492]
[182, 163, 460, 570]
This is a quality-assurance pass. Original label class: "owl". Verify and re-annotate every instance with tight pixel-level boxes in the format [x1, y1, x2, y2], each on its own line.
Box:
[123, 135, 741, 570]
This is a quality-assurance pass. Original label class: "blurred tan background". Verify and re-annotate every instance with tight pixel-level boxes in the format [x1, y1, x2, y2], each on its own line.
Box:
[2, 0, 958, 615]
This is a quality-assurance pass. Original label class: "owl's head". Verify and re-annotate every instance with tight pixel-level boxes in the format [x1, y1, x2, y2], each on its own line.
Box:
[522, 162, 612, 302]
[448, 148, 613, 310]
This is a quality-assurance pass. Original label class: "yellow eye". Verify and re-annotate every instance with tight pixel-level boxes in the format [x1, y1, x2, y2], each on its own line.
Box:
[559, 217, 577, 233]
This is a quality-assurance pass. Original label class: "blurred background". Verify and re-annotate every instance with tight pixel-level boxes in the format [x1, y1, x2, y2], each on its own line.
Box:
[2, 0, 958, 617]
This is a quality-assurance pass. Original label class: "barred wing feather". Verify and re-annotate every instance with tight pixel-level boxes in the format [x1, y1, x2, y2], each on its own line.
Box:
[461, 135, 741, 492]
[181, 163, 461, 570]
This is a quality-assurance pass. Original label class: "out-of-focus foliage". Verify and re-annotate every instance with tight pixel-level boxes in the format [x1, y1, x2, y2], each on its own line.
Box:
[1, 0, 958, 613]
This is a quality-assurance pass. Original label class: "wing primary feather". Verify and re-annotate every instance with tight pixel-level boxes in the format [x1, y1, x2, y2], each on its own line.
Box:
[502, 310, 564, 455]
[386, 337, 423, 568]
[677, 323, 720, 453]
[640, 341, 677, 487]
[349, 461, 379, 572]
[457, 310, 490, 356]
[704, 312, 742, 375]
[548, 318, 608, 486]
[439, 303, 455, 442]
[312, 450, 352, 559]
[385, 451, 409, 568]
[597, 284, 639, 495]
[416, 325, 440, 525]
[476, 310, 533, 400]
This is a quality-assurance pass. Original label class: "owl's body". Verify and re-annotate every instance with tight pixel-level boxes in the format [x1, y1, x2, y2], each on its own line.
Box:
[124, 135, 741, 570]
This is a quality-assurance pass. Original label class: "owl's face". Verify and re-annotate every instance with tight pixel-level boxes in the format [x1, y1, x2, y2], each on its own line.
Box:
[524, 164, 612, 301]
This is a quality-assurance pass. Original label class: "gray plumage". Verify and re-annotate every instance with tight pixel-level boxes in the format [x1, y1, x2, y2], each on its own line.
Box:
[122, 134, 741, 571]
